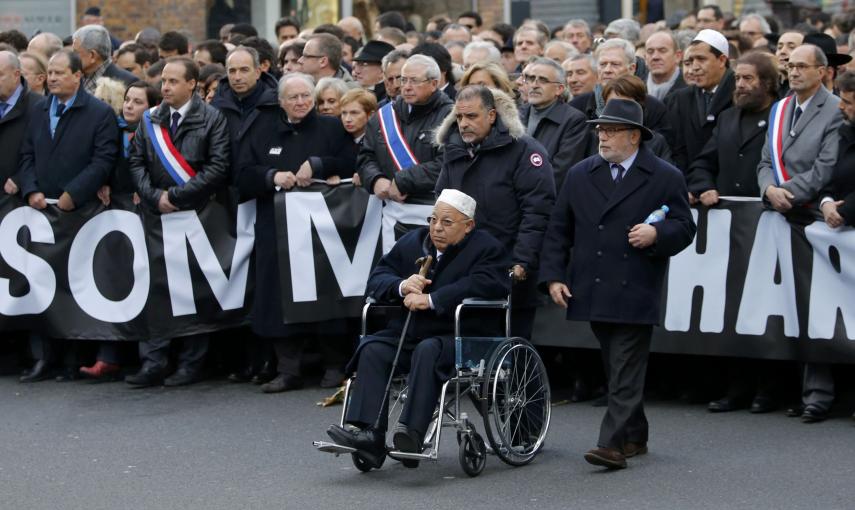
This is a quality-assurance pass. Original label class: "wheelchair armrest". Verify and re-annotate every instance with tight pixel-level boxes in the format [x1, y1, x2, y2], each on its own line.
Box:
[362, 298, 404, 337]
[460, 298, 509, 309]
[454, 298, 511, 338]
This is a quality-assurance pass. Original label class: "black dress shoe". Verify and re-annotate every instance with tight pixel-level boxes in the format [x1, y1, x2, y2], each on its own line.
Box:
[801, 405, 828, 423]
[251, 362, 276, 385]
[261, 374, 303, 393]
[55, 367, 81, 382]
[326, 425, 386, 469]
[19, 360, 50, 383]
[164, 368, 203, 387]
[749, 394, 777, 414]
[125, 368, 166, 388]
[227, 368, 252, 383]
[785, 404, 804, 417]
[392, 423, 423, 468]
[320, 368, 346, 389]
[707, 396, 749, 413]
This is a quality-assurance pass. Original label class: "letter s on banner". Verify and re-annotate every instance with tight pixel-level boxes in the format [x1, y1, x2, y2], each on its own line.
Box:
[68, 210, 150, 323]
[0, 206, 57, 315]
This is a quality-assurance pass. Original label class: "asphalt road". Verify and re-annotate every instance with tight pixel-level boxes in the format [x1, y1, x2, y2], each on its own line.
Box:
[2, 376, 855, 510]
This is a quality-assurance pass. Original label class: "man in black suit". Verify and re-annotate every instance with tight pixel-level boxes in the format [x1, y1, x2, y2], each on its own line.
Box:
[539, 99, 696, 469]
[0, 51, 45, 194]
[327, 190, 510, 470]
[72, 24, 137, 94]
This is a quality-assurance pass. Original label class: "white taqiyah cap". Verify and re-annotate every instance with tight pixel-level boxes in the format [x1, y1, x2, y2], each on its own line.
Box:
[692, 29, 729, 58]
[436, 189, 476, 218]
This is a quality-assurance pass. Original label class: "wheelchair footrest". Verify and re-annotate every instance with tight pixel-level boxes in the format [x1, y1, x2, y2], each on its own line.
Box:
[388, 450, 434, 462]
[313, 441, 357, 454]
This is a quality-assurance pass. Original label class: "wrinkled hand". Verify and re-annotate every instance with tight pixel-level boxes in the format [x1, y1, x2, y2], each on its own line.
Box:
[765, 185, 794, 213]
[97, 185, 111, 206]
[326, 175, 341, 186]
[548, 282, 571, 308]
[158, 190, 178, 214]
[512, 264, 527, 282]
[373, 177, 392, 200]
[57, 192, 75, 211]
[274, 171, 297, 190]
[401, 275, 432, 296]
[387, 179, 407, 202]
[699, 189, 719, 207]
[352, 173, 361, 187]
[296, 160, 313, 187]
[4, 178, 18, 195]
[628, 223, 657, 249]
[822, 200, 845, 228]
[403, 292, 431, 311]
[28, 192, 47, 210]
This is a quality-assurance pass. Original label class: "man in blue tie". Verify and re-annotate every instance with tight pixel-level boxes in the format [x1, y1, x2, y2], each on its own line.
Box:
[0, 50, 45, 198]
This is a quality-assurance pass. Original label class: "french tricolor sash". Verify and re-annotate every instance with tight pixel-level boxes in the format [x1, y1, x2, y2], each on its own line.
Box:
[767, 95, 794, 186]
[142, 108, 197, 187]
[378, 103, 419, 171]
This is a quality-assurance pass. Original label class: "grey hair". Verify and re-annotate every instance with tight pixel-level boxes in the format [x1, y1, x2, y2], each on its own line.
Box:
[674, 29, 698, 51]
[403, 54, 440, 81]
[278, 72, 315, 97]
[381, 49, 410, 72]
[314, 77, 349, 101]
[29, 32, 63, 58]
[594, 38, 635, 66]
[604, 19, 641, 43]
[73, 25, 112, 61]
[514, 26, 548, 48]
[0, 50, 20, 69]
[739, 13, 772, 35]
[545, 40, 579, 60]
[804, 44, 829, 67]
[531, 56, 566, 83]
[462, 41, 500, 64]
[563, 19, 592, 39]
[566, 53, 596, 69]
[227, 45, 260, 69]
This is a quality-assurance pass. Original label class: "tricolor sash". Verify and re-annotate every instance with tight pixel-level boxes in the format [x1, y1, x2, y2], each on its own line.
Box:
[378, 103, 419, 171]
[767, 95, 794, 186]
[142, 108, 197, 186]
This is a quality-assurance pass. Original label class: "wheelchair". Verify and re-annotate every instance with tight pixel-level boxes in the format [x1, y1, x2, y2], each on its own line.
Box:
[313, 288, 551, 477]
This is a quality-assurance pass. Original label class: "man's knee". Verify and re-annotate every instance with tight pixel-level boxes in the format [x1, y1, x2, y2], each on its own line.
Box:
[412, 338, 442, 363]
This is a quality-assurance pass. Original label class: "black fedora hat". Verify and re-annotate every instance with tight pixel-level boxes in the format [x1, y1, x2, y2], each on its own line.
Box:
[353, 40, 395, 64]
[586, 98, 654, 141]
[803, 32, 852, 67]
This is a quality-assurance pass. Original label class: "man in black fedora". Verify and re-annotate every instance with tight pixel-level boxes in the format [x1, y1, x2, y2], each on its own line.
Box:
[353, 40, 394, 103]
[539, 98, 696, 469]
[802, 33, 852, 93]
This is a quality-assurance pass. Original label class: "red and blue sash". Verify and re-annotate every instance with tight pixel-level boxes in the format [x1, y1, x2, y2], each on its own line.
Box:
[378, 103, 419, 171]
[142, 108, 197, 187]
[767, 95, 793, 186]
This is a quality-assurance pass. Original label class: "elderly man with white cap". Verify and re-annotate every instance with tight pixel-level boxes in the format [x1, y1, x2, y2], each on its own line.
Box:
[326, 189, 511, 470]
[665, 29, 735, 173]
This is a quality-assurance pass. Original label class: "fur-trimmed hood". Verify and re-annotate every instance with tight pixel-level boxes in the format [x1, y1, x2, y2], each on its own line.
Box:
[434, 88, 526, 146]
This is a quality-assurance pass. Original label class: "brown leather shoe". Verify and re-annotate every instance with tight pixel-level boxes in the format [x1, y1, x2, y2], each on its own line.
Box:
[584, 447, 627, 469]
[624, 442, 648, 458]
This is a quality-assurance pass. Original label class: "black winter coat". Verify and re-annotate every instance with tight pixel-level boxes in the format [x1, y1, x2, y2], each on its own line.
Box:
[435, 118, 556, 307]
[103, 63, 139, 87]
[358, 90, 453, 204]
[538, 147, 696, 325]
[0, 79, 44, 182]
[821, 122, 855, 225]
[686, 105, 770, 197]
[237, 107, 356, 337]
[518, 101, 588, 190]
[665, 69, 736, 172]
[18, 88, 118, 205]
[128, 94, 230, 211]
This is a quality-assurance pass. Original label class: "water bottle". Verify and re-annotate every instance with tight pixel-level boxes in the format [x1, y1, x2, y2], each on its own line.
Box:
[643, 205, 669, 224]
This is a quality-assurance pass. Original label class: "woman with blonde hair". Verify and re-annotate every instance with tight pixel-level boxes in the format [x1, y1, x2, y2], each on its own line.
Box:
[459, 61, 515, 96]
[93, 77, 127, 115]
[338, 87, 378, 186]
[314, 77, 350, 116]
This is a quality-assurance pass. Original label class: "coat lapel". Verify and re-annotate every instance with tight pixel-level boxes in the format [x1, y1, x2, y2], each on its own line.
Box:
[785, 88, 826, 152]
[590, 158, 615, 200]
[598, 150, 653, 220]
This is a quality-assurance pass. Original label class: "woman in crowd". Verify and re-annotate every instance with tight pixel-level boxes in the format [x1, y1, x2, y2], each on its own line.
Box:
[338, 87, 377, 186]
[601, 75, 673, 163]
[19, 51, 47, 95]
[458, 61, 516, 97]
[278, 39, 305, 74]
[203, 70, 225, 103]
[314, 77, 349, 117]
[237, 73, 357, 393]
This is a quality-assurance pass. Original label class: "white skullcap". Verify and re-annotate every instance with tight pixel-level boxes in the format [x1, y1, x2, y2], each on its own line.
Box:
[436, 189, 476, 218]
[692, 29, 729, 58]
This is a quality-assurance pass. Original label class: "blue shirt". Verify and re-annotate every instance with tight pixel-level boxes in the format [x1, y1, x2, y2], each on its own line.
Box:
[0, 84, 22, 119]
[49, 92, 77, 137]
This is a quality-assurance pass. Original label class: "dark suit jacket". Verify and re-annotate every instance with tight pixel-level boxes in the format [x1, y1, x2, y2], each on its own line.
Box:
[103, 62, 138, 87]
[18, 88, 118, 205]
[538, 147, 696, 325]
[518, 101, 588, 190]
[821, 122, 855, 225]
[0, 79, 45, 182]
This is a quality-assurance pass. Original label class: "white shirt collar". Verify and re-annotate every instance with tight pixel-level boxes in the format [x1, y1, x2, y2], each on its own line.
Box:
[613, 149, 639, 172]
[169, 99, 193, 126]
[795, 92, 815, 112]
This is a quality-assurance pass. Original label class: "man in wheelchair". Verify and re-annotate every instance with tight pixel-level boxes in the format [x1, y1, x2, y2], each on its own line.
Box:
[326, 189, 511, 469]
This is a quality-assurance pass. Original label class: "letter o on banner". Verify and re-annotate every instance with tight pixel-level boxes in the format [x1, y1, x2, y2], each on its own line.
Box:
[68, 211, 150, 323]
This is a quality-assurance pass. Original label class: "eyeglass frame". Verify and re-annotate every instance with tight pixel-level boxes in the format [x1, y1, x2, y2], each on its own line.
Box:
[786, 62, 825, 72]
[426, 215, 471, 228]
[522, 73, 562, 86]
[400, 76, 434, 85]
[594, 125, 634, 137]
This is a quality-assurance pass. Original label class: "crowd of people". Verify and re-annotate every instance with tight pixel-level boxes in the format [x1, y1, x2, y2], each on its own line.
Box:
[1, 5, 855, 458]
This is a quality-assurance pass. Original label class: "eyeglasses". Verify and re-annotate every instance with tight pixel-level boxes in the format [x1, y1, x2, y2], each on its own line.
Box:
[594, 126, 632, 137]
[786, 63, 824, 72]
[426, 216, 468, 228]
[400, 76, 432, 85]
[522, 74, 560, 86]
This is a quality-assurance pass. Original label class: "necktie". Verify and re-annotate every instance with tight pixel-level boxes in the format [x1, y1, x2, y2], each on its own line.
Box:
[56, 103, 65, 117]
[611, 164, 625, 184]
[792, 105, 803, 131]
[703, 91, 712, 113]
[0, 102, 8, 118]
[170, 111, 181, 136]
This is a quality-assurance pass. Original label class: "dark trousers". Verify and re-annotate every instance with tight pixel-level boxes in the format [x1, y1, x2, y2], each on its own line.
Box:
[273, 334, 351, 377]
[345, 336, 453, 435]
[511, 307, 537, 340]
[95, 342, 121, 365]
[28, 333, 78, 368]
[590, 321, 652, 450]
[802, 362, 834, 412]
[138, 333, 209, 373]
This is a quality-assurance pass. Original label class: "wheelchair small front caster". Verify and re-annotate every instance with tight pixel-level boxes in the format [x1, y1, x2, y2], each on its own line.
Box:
[458, 431, 487, 477]
[352, 452, 384, 472]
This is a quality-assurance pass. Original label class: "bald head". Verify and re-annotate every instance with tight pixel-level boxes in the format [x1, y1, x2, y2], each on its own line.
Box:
[27, 32, 63, 59]
[338, 17, 364, 41]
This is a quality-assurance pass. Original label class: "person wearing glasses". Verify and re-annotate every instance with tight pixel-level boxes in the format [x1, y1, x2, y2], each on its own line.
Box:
[540, 98, 695, 470]
[379, 49, 409, 107]
[298, 33, 355, 85]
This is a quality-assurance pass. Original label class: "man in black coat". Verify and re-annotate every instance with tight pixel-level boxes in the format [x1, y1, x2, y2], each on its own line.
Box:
[126, 57, 230, 388]
[358, 54, 453, 206]
[518, 57, 588, 190]
[539, 99, 696, 469]
[327, 190, 510, 469]
[16, 50, 119, 383]
[821, 70, 855, 228]
[0, 51, 45, 194]
[72, 25, 137, 93]
[665, 29, 735, 173]
[435, 85, 555, 339]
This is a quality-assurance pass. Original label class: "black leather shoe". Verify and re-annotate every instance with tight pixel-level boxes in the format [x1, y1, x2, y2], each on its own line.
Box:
[164, 368, 203, 387]
[251, 362, 276, 385]
[55, 367, 81, 382]
[392, 423, 423, 468]
[749, 394, 777, 414]
[801, 405, 828, 423]
[326, 425, 386, 469]
[125, 368, 166, 388]
[320, 368, 346, 389]
[19, 360, 50, 383]
[707, 396, 749, 413]
[261, 374, 303, 393]
[227, 368, 252, 383]
[785, 404, 804, 417]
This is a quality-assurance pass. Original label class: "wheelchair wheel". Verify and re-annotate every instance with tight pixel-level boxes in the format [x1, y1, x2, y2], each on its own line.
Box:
[457, 431, 487, 477]
[481, 337, 551, 467]
[352, 452, 384, 472]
